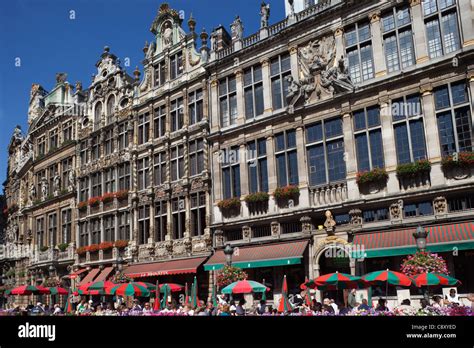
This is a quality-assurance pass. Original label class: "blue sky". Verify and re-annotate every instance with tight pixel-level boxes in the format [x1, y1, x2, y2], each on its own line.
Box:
[0, 0, 285, 188]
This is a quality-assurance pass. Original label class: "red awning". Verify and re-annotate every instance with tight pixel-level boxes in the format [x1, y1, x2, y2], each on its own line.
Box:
[77, 268, 101, 286]
[124, 257, 208, 278]
[64, 268, 87, 279]
[204, 240, 309, 270]
[94, 266, 114, 282]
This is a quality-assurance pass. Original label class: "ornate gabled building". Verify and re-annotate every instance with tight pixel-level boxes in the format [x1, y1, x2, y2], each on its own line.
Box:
[2, 0, 474, 305]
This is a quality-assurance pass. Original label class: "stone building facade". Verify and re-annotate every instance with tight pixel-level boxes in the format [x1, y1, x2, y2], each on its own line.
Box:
[2, 0, 474, 303]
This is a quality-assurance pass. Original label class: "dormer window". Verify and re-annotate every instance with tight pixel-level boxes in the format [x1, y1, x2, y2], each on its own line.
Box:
[170, 51, 183, 80]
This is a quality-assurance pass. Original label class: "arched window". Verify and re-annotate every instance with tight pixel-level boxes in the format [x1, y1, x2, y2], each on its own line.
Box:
[107, 95, 115, 119]
[94, 102, 103, 125]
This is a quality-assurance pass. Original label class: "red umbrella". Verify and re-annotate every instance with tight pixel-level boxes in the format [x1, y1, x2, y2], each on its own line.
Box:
[48, 287, 69, 295]
[10, 285, 50, 295]
[78, 280, 117, 292]
[153, 280, 161, 311]
[158, 283, 184, 293]
[315, 272, 367, 290]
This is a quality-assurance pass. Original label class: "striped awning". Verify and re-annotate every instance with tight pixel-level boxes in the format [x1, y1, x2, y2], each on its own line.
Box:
[352, 221, 474, 258]
[77, 268, 101, 286]
[64, 268, 87, 279]
[204, 240, 309, 271]
[94, 266, 114, 282]
[124, 257, 207, 278]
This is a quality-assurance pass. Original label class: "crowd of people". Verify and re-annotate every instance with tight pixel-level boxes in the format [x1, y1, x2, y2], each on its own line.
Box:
[2, 289, 473, 316]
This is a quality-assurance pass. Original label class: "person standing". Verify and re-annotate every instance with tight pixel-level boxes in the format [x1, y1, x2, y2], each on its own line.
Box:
[347, 289, 357, 309]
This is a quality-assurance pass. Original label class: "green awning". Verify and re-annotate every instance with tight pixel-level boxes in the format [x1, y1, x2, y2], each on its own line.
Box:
[352, 222, 474, 258]
[204, 240, 308, 271]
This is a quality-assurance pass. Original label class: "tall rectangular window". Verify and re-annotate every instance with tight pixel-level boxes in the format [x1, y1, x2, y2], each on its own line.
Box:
[118, 162, 130, 190]
[154, 201, 167, 242]
[104, 215, 114, 241]
[61, 157, 72, 191]
[154, 61, 166, 86]
[91, 136, 100, 160]
[138, 205, 150, 244]
[91, 172, 102, 197]
[306, 117, 346, 185]
[104, 167, 116, 193]
[353, 106, 385, 171]
[188, 89, 204, 125]
[90, 219, 101, 244]
[80, 140, 88, 165]
[270, 54, 291, 110]
[189, 138, 204, 176]
[37, 136, 46, 157]
[170, 52, 183, 80]
[170, 145, 184, 181]
[171, 98, 184, 132]
[36, 217, 45, 248]
[137, 157, 150, 190]
[382, 6, 415, 73]
[49, 128, 58, 151]
[345, 22, 375, 83]
[191, 192, 206, 237]
[61, 209, 72, 244]
[79, 222, 88, 247]
[48, 213, 57, 246]
[221, 146, 241, 199]
[118, 212, 130, 240]
[275, 130, 299, 187]
[138, 113, 150, 144]
[153, 152, 167, 185]
[244, 65, 264, 119]
[118, 122, 129, 150]
[247, 138, 268, 193]
[104, 128, 114, 155]
[392, 94, 427, 164]
[172, 198, 185, 240]
[423, 0, 460, 58]
[79, 177, 89, 201]
[154, 105, 166, 138]
[434, 81, 472, 156]
[62, 121, 73, 142]
[219, 76, 237, 127]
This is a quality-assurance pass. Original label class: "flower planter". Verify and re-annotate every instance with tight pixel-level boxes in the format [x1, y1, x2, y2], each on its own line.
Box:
[397, 160, 431, 190]
[245, 192, 269, 214]
[218, 198, 241, 217]
[114, 240, 129, 249]
[357, 168, 388, 194]
[441, 152, 474, 180]
[274, 185, 299, 208]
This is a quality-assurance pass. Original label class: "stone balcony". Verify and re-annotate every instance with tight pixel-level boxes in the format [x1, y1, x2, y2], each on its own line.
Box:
[311, 182, 348, 207]
[31, 244, 75, 265]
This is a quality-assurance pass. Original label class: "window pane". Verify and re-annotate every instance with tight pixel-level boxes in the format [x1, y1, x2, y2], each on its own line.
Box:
[434, 86, 450, 109]
[367, 106, 381, 127]
[276, 154, 287, 187]
[384, 35, 400, 72]
[255, 84, 264, 116]
[437, 111, 456, 156]
[426, 19, 443, 58]
[451, 82, 467, 105]
[355, 133, 370, 172]
[271, 78, 282, 110]
[287, 150, 299, 185]
[244, 88, 254, 119]
[409, 119, 427, 160]
[395, 123, 411, 163]
[324, 118, 343, 138]
[353, 110, 366, 130]
[307, 144, 326, 186]
[442, 12, 460, 54]
[306, 123, 323, 143]
[369, 130, 385, 168]
[287, 130, 296, 148]
[454, 106, 473, 152]
[327, 140, 346, 181]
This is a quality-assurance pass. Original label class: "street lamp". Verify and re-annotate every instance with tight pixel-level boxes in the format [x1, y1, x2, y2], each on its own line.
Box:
[224, 244, 234, 267]
[413, 225, 429, 251]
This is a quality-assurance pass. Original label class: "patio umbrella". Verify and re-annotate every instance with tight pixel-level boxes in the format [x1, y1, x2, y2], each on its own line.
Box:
[191, 276, 199, 308]
[153, 280, 161, 311]
[362, 269, 412, 299]
[63, 288, 73, 313]
[161, 284, 169, 308]
[412, 273, 461, 287]
[314, 272, 367, 290]
[159, 283, 184, 293]
[107, 282, 150, 297]
[211, 284, 218, 307]
[184, 282, 190, 306]
[221, 280, 268, 294]
[277, 275, 293, 313]
[48, 287, 69, 295]
[10, 285, 50, 295]
[300, 276, 316, 290]
[83, 280, 117, 291]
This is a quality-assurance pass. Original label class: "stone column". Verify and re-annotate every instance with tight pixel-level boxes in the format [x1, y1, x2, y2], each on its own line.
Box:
[334, 27, 345, 61]
[261, 58, 272, 115]
[295, 125, 308, 187]
[369, 11, 387, 78]
[209, 79, 219, 132]
[342, 111, 358, 200]
[212, 143, 222, 201]
[149, 104, 155, 139]
[239, 143, 249, 197]
[379, 96, 399, 193]
[182, 87, 189, 128]
[114, 212, 119, 241]
[266, 134, 277, 192]
[289, 46, 299, 82]
[458, 0, 474, 48]
[235, 69, 244, 125]
[410, 0, 429, 64]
